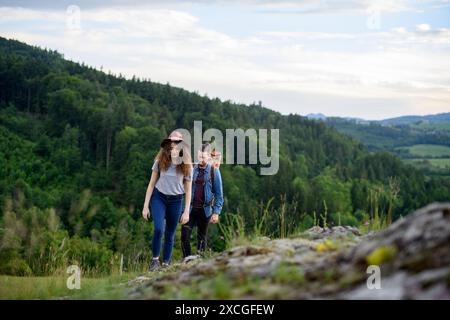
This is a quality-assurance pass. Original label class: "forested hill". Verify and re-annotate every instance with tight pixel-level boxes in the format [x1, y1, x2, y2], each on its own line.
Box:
[1, 36, 449, 275]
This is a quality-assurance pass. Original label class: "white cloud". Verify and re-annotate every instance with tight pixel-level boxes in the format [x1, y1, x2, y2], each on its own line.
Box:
[256, 31, 356, 40]
[416, 23, 431, 32]
[0, 0, 414, 12]
[0, 6, 64, 21]
[254, 0, 413, 14]
[0, 4, 449, 119]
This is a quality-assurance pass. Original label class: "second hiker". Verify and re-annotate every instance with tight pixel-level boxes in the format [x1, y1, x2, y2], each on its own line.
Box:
[181, 143, 224, 258]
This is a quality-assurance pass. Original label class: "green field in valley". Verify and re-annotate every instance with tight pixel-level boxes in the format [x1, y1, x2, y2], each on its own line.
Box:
[410, 121, 450, 132]
[406, 158, 450, 169]
[396, 144, 450, 158]
[396, 144, 450, 175]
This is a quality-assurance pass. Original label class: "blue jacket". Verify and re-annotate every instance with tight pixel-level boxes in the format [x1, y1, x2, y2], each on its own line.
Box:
[190, 163, 224, 218]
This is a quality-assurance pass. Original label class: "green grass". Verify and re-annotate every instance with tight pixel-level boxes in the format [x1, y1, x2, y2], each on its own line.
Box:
[406, 158, 450, 169]
[427, 158, 450, 169]
[0, 273, 140, 299]
[397, 144, 450, 175]
[396, 144, 450, 158]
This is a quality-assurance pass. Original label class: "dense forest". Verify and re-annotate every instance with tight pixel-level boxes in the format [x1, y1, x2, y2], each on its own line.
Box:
[1, 36, 449, 276]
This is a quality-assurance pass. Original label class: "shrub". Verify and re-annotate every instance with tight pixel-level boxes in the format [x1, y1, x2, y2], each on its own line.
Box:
[0, 258, 32, 276]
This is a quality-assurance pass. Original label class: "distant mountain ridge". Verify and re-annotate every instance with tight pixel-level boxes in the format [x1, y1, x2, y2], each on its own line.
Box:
[305, 113, 327, 120]
[379, 113, 450, 125]
[306, 112, 450, 125]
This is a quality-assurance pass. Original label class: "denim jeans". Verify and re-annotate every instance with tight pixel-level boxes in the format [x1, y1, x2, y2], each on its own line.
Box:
[150, 187, 184, 263]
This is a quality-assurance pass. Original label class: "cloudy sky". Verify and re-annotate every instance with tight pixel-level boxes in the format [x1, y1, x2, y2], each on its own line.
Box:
[1, 0, 449, 119]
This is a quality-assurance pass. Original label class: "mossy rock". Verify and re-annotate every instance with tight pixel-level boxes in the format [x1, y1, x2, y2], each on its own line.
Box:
[315, 240, 337, 252]
[366, 245, 397, 266]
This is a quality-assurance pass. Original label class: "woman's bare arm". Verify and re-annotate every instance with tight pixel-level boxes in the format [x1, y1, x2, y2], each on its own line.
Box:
[142, 170, 158, 220]
[180, 178, 192, 224]
[183, 179, 192, 213]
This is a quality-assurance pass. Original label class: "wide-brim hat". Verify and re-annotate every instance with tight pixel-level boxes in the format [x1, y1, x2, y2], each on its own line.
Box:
[160, 130, 183, 148]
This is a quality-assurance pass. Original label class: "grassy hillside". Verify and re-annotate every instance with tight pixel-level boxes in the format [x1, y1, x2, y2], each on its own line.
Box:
[1, 36, 449, 277]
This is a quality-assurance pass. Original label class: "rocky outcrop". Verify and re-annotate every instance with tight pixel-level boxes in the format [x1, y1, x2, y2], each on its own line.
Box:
[304, 225, 362, 240]
[337, 202, 450, 299]
[126, 202, 450, 300]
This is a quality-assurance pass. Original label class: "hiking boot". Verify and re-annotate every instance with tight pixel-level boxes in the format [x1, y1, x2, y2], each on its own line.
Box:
[161, 262, 170, 269]
[149, 259, 160, 272]
[182, 254, 200, 264]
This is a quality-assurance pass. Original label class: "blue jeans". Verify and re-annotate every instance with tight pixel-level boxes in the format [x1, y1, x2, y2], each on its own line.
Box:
[150, 187, 184, 263]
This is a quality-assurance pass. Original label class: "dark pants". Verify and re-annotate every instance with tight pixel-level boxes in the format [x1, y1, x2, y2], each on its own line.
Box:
[150, 188, 184, 263]
[181, 207, 211, 258]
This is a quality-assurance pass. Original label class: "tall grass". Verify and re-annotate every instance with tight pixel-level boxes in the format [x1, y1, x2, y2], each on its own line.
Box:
[362, 179, 399, 232]
[279, 194, 287, 239]
[320, 200, 328, 229]
[253, 197, 273, 237]
[218, 210, 247, 248]
[217, 182, 400, 249]
[219, 194, 311, 246]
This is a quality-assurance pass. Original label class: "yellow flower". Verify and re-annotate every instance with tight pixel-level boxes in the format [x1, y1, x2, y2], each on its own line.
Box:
[315, 240, 336, 252]
[366, 245, 397, 265]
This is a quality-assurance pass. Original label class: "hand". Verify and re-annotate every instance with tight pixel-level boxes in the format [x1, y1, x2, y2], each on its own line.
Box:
[180, 211, 190, 224]
[210, 213, 219, 224]
[142, 207, 150, 220]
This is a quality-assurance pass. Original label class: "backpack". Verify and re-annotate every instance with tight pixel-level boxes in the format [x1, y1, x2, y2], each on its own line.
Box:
[195, 163, 217, 208]
[211, 150, 221, 169]
[209, 164, 215, 186]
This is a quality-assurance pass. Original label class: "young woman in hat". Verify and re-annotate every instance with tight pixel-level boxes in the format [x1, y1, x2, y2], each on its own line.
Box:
[142, 131, 193, 271]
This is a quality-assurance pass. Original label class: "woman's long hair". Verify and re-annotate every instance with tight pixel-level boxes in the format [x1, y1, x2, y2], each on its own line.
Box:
[155, 141, 192, 177]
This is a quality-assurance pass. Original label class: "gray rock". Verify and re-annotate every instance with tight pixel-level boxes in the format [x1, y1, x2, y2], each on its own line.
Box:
[341, 272, 408, 300]
[304, 225, 361, 239]
[127, 276, 151, 286]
